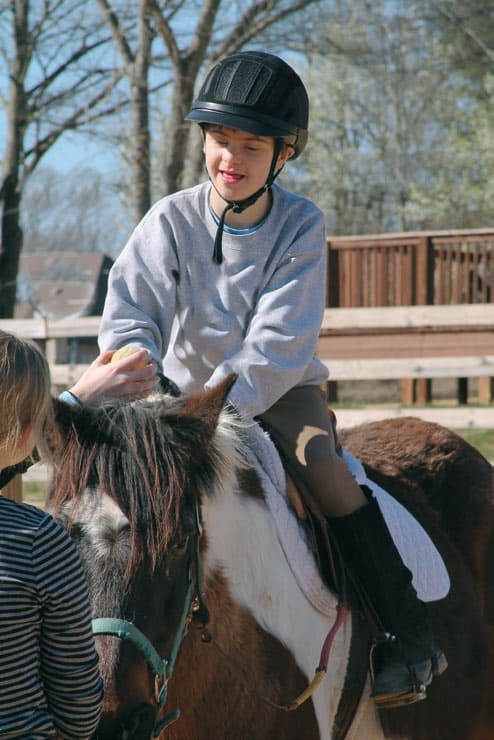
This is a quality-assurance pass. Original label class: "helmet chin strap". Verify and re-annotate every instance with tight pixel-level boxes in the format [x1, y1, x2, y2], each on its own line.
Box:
[211, 140, 283, 265]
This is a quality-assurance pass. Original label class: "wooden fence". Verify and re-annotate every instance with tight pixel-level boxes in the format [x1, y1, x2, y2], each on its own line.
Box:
[319, 304, 494, 405]
[1, 306, 493, 501]
[2, 304, 493, 401]
[327, 228, 494, 307]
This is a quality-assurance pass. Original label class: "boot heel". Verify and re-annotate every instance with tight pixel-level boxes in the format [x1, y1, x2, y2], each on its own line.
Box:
[432, 650, 448, 677]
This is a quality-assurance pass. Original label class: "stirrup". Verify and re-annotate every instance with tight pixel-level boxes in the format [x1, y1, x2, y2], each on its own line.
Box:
[369, 638, 447, 709]
[372, 677, 428, 709]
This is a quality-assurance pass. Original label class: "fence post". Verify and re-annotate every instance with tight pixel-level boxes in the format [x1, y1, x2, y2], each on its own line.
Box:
[401, 236, 434, 405]
[478, 377, 494, 404]
[1, 476, 22, 502]
[326, 241, 340, 308]
[415, 235, 435, 304]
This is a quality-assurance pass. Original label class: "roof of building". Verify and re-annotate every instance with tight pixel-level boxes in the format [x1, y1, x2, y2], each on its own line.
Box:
[15, 252, 113, 319]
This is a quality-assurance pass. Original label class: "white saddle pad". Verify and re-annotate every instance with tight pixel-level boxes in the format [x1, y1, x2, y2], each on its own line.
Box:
[241, 423, 450, 616]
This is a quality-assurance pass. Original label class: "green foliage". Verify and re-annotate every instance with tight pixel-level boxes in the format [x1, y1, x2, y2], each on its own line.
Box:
[22, 482, 48, 510]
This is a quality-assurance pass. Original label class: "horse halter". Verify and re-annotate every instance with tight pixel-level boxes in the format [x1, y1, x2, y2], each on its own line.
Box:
[91, 498, 207, 738]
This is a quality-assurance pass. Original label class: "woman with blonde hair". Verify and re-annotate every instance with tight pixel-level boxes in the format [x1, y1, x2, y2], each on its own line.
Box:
[0, 330, 156, 738]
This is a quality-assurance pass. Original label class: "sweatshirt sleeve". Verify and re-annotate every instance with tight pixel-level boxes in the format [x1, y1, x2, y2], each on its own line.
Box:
[36, 516, 103, 739]
[98, 215, 178, 367]
[205, 209, 327, 419]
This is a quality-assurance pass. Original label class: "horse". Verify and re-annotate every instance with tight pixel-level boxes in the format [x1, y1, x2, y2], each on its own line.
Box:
[47, 376, 494, 740]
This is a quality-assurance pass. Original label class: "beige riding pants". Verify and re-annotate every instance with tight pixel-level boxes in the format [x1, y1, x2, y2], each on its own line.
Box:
[258, 385, 367, 518]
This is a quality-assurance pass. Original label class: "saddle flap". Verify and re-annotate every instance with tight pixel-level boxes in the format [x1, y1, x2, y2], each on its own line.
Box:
[342, 450, 450, 602]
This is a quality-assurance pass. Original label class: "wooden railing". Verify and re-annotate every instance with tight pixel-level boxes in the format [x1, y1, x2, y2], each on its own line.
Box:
[319, 304, 494, 404]
[2, 305, 493, 401]
[0, 316, 101, 390]
[1, 307, 493, 501]
[327, 228, 494, 307]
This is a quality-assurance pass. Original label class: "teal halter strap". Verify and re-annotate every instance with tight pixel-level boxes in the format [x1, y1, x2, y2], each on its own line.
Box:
[91, 530, 199, 736]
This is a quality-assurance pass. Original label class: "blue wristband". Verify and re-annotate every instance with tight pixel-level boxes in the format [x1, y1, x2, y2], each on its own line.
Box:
[58, 390, 82, 406]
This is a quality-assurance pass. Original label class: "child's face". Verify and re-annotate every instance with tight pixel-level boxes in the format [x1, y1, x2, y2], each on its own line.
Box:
[204, 125, 292, 206]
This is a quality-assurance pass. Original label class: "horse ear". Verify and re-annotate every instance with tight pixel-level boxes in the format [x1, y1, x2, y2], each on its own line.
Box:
[180, 372, 238, 435]
[50, 398, 67, 450]
[50, 398, 80, 457]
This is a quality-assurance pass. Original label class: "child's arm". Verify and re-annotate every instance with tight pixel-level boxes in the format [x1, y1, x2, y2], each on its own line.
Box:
[206, 215, 328, 419]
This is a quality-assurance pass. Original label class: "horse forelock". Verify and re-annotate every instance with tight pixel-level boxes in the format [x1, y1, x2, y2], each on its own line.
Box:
[51, 397, 246, 574]
[51, 401, 187, 570]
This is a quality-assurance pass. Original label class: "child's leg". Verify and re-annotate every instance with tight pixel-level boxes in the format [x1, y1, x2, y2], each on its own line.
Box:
[258, 385, 447, 709]
[258, 385, 367, 516]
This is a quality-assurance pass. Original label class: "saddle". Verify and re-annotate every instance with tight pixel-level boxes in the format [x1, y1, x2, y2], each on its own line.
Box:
[285, 469, 347, 597]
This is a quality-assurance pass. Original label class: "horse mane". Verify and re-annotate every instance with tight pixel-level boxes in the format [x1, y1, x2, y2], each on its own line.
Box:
[50, 392, 243, 573]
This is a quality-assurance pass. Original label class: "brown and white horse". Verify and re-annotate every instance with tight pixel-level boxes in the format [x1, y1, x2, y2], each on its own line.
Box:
[48, 377, 494, 740]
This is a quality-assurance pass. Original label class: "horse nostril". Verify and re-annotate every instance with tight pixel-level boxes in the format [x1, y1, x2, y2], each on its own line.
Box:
[124, 703, 157, 739]
[92, 704, 156, 740]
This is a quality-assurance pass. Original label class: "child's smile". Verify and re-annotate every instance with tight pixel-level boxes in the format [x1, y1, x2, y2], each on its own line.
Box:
[204, 124, 291, 227]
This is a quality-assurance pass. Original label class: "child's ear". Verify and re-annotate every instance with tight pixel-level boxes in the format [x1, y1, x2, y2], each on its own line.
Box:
[277, 144, 295, 168]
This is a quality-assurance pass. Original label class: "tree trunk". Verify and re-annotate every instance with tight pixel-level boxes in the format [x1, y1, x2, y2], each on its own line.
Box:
[1, 2, 28, 318]
[0, 175, 23, 318]
[129, 4, 152, 222]
[164, 65, 196, 195]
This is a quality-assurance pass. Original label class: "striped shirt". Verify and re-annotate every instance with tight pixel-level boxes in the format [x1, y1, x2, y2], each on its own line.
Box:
[0, 496, 103, 738]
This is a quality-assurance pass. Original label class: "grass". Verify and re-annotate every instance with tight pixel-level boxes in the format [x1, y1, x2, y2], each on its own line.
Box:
[455, 428, 494, 461]
[22, 481, 48, 509]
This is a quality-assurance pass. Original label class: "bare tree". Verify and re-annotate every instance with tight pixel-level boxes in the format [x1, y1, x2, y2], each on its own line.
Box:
[96, 0, 320, 219]
[96, 0, 156, 222]
[300, 0, 494, 234]
[0, 0, 121, 317]
[427, 1, 494, 80]
[22, 165, 132, 257]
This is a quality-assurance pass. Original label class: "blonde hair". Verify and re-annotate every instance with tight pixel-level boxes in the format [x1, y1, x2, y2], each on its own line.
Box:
[0, 331, 54, 461]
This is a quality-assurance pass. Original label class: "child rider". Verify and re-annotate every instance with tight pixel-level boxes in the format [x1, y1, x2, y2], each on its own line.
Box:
[98, 50, 447, 708]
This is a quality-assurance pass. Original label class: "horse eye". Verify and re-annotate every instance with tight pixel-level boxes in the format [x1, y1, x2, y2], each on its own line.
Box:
[171, 536, 189, 557]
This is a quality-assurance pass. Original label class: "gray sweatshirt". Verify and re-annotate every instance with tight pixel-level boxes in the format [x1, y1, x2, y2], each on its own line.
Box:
[99, 181, 329, 420]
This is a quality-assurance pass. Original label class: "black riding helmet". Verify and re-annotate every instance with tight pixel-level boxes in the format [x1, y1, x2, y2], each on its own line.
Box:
[185, 51, 309, 263]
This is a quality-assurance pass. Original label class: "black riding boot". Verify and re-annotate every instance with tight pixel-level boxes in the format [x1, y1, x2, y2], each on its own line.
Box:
[329, 496, 448, 709]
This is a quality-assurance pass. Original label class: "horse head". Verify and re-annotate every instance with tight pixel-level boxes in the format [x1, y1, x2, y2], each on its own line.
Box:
[48, 375, 238, 739]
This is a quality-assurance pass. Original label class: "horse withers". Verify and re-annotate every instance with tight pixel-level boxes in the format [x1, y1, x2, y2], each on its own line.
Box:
[47, 378, 494, 740]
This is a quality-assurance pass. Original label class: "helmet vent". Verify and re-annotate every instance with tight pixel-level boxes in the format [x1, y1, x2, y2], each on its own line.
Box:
[209, 59, 271, 106]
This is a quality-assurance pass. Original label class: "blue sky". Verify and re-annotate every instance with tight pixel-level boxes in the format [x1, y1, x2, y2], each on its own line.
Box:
[0, 114, 111, 174]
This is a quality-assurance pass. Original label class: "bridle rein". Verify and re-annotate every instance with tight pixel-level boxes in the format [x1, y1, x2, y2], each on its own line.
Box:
[91, 499, 207, 738]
